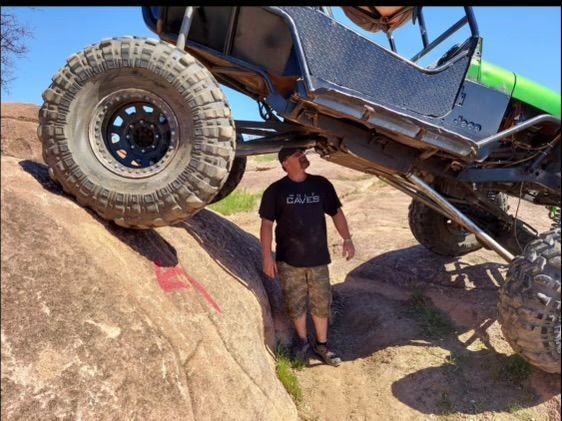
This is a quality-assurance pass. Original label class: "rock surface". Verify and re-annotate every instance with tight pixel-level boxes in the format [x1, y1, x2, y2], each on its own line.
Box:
[1, 103, 43, 164]
[1, 154, 297, 419]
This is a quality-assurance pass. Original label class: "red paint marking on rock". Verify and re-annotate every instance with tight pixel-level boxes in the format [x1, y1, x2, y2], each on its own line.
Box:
[153, 261, 222, 314]
[154, 262, 189, 292]
[183, 272, 223, 315]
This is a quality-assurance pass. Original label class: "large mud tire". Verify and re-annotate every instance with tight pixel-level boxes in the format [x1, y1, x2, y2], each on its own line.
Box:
[209, 156, 247, 204]
[38, 37, 236, 228]
[408, 193, 508, 256]
[498, 227, 561, 373]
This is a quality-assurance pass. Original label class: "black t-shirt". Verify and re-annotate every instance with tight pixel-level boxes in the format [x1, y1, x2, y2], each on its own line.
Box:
[258, 174, 342, 267]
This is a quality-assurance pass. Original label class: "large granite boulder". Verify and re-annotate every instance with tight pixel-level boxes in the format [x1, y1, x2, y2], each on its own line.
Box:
[1, 107, 296, 419]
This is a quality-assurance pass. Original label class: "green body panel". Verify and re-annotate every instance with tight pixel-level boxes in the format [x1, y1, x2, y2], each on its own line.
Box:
[467, 60, 515, 96]
[467, 60, 561, 117]
[513, 74, 561, 117]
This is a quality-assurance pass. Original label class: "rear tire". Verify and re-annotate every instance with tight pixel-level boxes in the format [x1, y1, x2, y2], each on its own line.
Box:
[210, 156, 247, 204]
[498, 227, 561, 373]
[38, 37, 236, 228]
[408, 193, 508, 256]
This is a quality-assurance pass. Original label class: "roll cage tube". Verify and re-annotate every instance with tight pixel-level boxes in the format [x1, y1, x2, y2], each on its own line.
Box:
[142, 6, 479, 64]
[410, 7, 479, 62]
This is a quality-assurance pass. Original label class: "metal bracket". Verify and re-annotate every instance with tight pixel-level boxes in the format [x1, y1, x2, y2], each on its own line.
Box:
[361, 105, 376, 121]
[258, 101, 281, 122]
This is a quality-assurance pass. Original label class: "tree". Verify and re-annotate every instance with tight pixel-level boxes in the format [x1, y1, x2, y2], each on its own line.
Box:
[1, 10, 32, 92]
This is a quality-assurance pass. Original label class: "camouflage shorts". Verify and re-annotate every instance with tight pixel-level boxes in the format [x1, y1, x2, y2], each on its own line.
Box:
[277, 261, 331, 320]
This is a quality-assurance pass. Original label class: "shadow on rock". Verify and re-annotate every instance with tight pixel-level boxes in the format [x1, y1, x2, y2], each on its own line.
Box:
[349, 244, 507, 290]
[390, 351, 561, 416]
[181, 209, 265, 288]
[19, 159, 180, 267]
[19, 159, 66, 197]
[328, 246, 506, 361]
[327, 245, 558, 413]
[182, 210, 293, 345]
[106, 224, 179, 267]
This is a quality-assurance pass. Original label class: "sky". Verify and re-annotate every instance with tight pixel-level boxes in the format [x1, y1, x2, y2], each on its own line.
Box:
[1, 6, 560, 123]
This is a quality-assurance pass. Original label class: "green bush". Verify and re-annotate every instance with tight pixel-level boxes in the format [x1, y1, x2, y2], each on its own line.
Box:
[275, 344, 304, 403]
[498, 354, 532, 383]
[253, 153, 277, 163]
[406, 289, 456, 339]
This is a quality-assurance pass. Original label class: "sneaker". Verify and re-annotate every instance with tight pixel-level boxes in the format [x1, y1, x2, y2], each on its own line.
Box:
[290, 338, 310, 362]
[312, 341, 341, 367]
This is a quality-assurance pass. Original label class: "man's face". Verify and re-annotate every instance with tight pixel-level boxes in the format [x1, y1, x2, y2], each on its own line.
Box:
[283, 149, 309, 171]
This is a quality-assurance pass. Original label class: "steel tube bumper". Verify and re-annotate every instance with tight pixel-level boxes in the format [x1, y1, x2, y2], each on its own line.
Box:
[406, 174, 515, 262]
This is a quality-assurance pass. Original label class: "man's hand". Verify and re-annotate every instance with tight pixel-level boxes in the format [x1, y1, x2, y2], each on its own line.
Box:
[263, 254, 278, 279]
[331, 208, 354, 260]
[342, 239, 355, 261]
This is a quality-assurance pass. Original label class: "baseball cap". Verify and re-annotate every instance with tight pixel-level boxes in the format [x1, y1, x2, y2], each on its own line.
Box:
[278, 147, 304, 164]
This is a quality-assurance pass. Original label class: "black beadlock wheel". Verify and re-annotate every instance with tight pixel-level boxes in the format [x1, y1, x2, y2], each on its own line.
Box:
[408, 192, 508, 257]
[498, 227, 561, 373]
[38, 37, 236, 228]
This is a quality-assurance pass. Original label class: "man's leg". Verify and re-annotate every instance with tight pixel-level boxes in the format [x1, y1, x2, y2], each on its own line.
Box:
[277, 261, 310, 360]
[293, 313, 308, 341]
[311, 314, 328, 343]
[308, 265, 341, 366]
[308, 265, 332, 342]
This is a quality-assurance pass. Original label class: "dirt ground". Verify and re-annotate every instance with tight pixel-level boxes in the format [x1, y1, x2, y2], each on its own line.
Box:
[229, 153, 561, 421]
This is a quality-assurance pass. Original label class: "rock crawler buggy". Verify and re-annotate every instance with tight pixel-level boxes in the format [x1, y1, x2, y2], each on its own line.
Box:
[39, 6, 560, 373]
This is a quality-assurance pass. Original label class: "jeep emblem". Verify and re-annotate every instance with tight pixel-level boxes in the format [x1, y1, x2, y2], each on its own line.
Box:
[453, 115, 481, 132]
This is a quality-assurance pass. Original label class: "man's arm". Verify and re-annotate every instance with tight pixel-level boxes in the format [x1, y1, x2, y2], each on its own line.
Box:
[331, 208, 355, 260]
[260, 218, 277, 278]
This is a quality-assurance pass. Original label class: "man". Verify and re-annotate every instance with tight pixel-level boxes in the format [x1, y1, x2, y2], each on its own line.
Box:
[259, 147, 355, 366]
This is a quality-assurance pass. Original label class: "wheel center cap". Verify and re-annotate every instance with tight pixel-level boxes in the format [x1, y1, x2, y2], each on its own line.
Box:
[131, 123, 155, 149]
